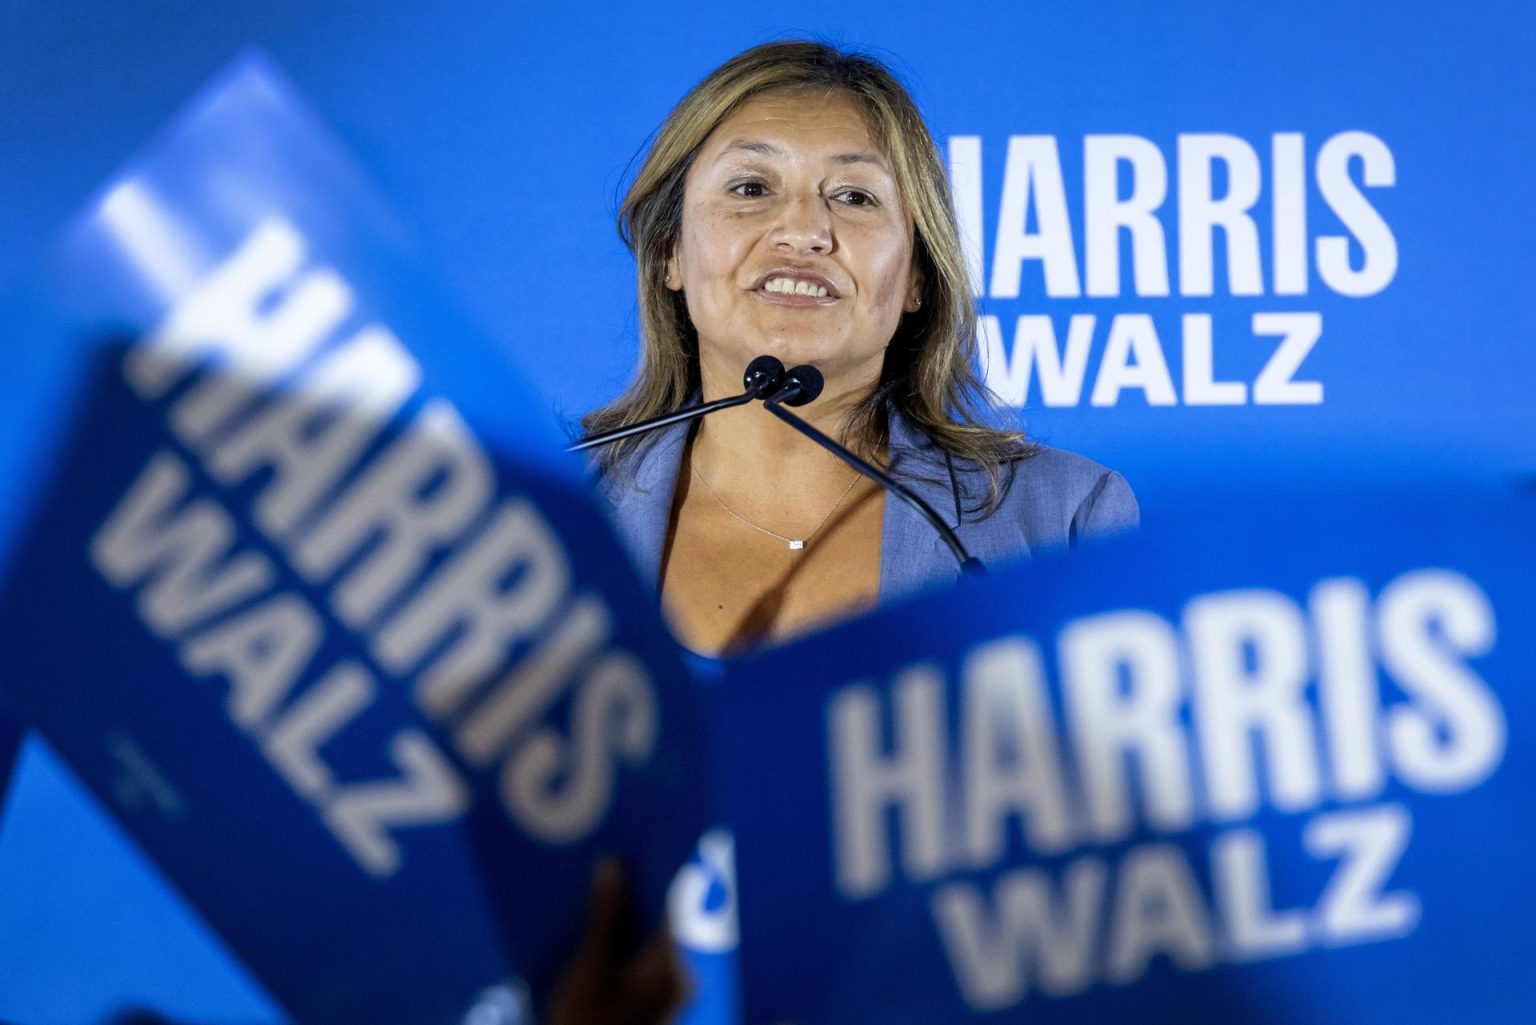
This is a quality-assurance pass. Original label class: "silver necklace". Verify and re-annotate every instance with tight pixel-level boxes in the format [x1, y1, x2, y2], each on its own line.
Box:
[689, 455, 861, 551]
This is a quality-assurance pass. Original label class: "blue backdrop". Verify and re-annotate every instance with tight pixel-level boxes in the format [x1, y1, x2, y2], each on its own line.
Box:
[1, 3, 1533, 1022]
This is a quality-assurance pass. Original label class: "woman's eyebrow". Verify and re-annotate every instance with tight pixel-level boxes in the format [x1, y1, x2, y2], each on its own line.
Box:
[831, 152, 890, 170]
[722, 139, 781, 157]
[721, 139, 891, 171]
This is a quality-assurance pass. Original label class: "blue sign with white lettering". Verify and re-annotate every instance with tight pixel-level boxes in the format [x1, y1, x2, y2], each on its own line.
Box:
[0, 54, 709, 1023]
[721, 494, 1536, 1024]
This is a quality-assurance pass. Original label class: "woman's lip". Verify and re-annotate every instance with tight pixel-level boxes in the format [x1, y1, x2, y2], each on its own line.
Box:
[753, 269, 840, 297]
[753, 287, 840, 307]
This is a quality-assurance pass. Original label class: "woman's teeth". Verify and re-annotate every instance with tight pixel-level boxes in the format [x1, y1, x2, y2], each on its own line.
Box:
[763, 278, 829, 297]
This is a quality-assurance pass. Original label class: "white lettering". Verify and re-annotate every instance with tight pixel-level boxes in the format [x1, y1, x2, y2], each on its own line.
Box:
[1311, 579, 1386, 801]
[979, 313, 1095, 408]
[91, 452, 273, 637]
[1379, 570, 1504, 792]
[829, 670, 948, 898]
[1316, 131, 1398, 297]
[1187, 590, 1321, 820]
[960, 638, 1076, 862]
[1252, 312, 1323, 405]
[990, 136, 1080, 299]
[1177, 134, 1264, 297]
[456, 597, 610, 764]
[262, 661, 376, 799]
[181, 593, 321, 729]
[294, 399, 493, 629]
[204, 326, 421, 539]
[1084, 134, 1170, 298]
[932, 860, 1104, 1009]
[1305, 804, 1418, 944]
[502, 651, 658, 844]
[1089, 314, 1177, 406]
[1181, 312, 1247, 405]
[378, 500, 571, 720]
[1271, 133, 1308, 295]
[1211, 829, 1308, 960]
[323, 730, 471, 878]
[128, 218, 349, 409]
[1062, 611, 1192, 841]
[1105, 844, 1216, 983]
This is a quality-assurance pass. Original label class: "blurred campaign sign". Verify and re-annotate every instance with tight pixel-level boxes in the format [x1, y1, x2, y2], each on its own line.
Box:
[722, 494, 1536, 1024]
[0, 702, 22, 808]
[0, 53, 708, 1022]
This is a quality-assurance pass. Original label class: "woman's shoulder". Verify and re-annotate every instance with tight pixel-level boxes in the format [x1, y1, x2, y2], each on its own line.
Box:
[948, 442, 1139, 553]
[1013, 442, 1129, 498]
[887, 410, 1138, 549]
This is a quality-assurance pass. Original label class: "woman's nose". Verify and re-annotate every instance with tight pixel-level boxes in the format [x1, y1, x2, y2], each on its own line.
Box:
[769, 194, 834, 254]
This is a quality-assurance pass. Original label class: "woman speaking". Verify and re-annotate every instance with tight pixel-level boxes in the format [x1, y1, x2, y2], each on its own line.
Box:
[586, 40, 1137, 659]
[553, 39, 1140, 1025]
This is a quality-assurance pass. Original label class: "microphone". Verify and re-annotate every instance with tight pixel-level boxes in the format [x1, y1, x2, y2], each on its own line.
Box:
[761, 365, 985, 575]
[761, 364, 824, 407]
[569, 356, 785, 452]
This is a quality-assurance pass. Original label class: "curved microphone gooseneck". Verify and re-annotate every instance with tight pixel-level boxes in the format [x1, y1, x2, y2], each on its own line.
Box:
[567, 356, 785, 453]
[761, 365, 986, 575]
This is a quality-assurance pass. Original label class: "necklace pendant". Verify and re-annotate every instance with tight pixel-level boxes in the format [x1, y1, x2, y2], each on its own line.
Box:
[788, 539, 805, 551]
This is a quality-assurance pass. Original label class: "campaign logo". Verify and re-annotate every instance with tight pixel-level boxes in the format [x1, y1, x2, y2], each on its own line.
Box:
[948, 132, 1396, 409]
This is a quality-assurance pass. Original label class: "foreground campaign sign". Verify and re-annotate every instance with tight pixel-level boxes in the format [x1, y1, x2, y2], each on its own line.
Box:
[722, 494, 1536, 1024]
[0, 55, 708, 1022]
[0, 702, 22, 809]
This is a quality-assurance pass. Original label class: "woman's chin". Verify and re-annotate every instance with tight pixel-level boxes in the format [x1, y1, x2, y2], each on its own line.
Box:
[702, 335, 884, 389]
[744, 338, 871, 373]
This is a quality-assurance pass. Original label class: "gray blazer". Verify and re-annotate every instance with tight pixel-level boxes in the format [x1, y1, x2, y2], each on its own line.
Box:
[593, 410, 1139, 605]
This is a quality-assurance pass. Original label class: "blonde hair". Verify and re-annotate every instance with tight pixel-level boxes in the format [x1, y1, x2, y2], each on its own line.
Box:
[584, 40, 1033, 510]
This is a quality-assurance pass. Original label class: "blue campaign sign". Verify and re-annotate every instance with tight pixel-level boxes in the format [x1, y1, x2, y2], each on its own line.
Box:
[0, 54, 709, 1022]
[0, 701, 22, 809]
[721, 494, 1536, 1024]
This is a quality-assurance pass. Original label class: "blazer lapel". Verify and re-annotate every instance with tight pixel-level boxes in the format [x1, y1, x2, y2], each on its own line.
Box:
[880, 411, 964, 604]
[594, 420, 690, 591]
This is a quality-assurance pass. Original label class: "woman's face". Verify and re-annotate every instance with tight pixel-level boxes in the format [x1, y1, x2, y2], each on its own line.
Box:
[666, 89, 922, 396]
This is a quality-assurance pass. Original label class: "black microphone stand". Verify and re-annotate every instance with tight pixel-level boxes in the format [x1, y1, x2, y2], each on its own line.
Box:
[568, 356, 785, 453]
[762, 367, 986, 576]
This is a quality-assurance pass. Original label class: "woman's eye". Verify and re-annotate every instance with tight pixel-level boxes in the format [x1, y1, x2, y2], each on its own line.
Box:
[835, 189, 876, 207]
[730, 180, 769, 198]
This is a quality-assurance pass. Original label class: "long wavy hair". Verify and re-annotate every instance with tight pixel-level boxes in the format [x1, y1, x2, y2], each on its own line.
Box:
[583, 40, 1034, 510]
